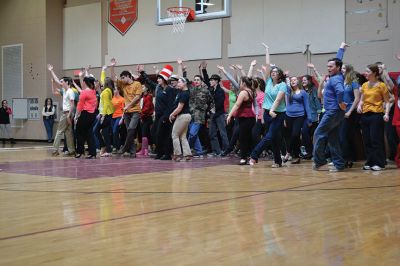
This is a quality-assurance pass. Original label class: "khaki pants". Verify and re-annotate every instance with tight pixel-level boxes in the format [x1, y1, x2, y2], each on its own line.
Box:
[53, 112, 75, 153]
[172, 114, 192, 156]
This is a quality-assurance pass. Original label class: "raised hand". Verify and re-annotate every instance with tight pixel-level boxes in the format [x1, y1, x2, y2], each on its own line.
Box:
[340, 42, 350, 49]
[47, 64, 53, 71]
[236, 64, 243, 70]
[110, 58, 117, 66]
[177, 58, 183, 65]
[182, 65, 187, 72]
[217, 65, 225, 71]
[261, 65, 267, 72]
[102, 65, 107, 71]
[137, 64, 145, 73]
[200, 60, 207, 69]
[153, 65, 160, 74]
[307, 63, 315, 69]
[261, 43, 269, 49]
[250, 60, 257, 66]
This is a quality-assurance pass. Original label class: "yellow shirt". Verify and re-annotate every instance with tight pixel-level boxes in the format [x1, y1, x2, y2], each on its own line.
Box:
[116, 80, 143, 113]
[100, 88, 114, 115]
[360, 81, 389, 113]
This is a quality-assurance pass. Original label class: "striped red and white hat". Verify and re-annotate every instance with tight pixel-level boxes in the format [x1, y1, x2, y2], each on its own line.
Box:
[158, 65, 174, 81]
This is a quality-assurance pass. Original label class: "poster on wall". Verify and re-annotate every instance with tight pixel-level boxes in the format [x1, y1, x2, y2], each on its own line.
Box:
[109, 0, 137, 35]
[28, 98, 40, 120]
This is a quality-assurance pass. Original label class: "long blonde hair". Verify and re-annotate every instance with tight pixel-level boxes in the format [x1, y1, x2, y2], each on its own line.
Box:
[344, 64, 359, 85]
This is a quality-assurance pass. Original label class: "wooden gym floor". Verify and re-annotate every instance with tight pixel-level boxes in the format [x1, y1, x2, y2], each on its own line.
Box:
[0, 143, 399, 265]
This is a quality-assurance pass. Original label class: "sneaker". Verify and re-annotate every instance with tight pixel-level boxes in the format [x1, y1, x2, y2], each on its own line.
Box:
[362, 165, 371, 170]
[312, 163, 328, 171]
[207, 153, 220, 157]
[63, 151, 76, 157]
[329, 166, 344, 172]
[371, 165, 384, 171]
[239, 159, 247, 165]
[271, 163, 286, 168]
[328, 162, 334, 166]
[193, 154, 204, 159]
[248, 158, 258, 166]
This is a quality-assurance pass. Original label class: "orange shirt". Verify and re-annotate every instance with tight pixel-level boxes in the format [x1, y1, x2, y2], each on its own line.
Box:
[111, 95, 125, 118]
[116, 80, 143, 113]
[360, 81, 389, 113]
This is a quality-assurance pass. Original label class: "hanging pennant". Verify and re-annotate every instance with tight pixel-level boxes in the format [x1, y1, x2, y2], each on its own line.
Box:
[109, 0, 137, 36]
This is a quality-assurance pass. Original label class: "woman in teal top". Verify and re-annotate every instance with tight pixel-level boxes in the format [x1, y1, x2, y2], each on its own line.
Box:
[249, 44, 287, 167]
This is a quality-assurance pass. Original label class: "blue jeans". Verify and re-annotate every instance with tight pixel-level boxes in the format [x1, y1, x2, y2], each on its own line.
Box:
[313, 109, 345, 169]
[251, 111, 285, 164]
[92, 116, 100, 149]
[112, 117, 122, 150]
[188, 122, 204, 155]
[43, 118, 54, 141]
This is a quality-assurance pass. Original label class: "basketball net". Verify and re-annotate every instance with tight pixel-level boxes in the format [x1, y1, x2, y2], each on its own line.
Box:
[167, 7, 194, 33]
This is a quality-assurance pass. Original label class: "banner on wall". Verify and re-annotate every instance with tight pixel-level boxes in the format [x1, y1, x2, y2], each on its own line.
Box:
[109, 0, 137, 35]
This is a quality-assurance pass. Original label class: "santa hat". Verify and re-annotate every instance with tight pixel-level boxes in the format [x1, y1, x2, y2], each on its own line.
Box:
[158, 65, 174, 81]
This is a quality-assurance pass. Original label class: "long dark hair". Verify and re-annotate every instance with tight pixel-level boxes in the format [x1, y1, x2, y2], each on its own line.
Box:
[104, 77, 115, 97]
[240, 76, 256, 100]
[83, 76, 96, 90]
[44, 98, 53, 112]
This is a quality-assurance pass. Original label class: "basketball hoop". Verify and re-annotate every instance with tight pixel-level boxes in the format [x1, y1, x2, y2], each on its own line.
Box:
[167, 7, 195, 33]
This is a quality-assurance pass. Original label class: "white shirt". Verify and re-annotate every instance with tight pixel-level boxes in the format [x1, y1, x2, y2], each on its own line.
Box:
[62, 88, 75, 112]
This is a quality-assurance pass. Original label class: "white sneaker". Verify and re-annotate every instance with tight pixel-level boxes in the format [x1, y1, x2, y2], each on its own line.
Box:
[371, 165, 384, 171]
[362, 165, 371, 170]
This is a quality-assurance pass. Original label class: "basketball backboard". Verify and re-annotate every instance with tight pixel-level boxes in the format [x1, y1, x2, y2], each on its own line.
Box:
[156, 0, 231, 25]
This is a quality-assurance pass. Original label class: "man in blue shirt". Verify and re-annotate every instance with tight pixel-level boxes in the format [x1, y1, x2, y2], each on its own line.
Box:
[313, 58, 347, 171]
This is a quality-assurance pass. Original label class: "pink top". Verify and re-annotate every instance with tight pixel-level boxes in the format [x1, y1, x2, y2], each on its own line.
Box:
[77, 89, 97, 113]
[256, 91, 265, 120]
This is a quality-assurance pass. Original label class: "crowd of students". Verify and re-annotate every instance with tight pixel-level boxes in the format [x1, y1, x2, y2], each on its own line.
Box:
[45, 42, 400, 171]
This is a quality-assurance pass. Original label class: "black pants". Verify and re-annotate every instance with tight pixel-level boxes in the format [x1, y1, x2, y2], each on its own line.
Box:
[238, 117, 256, 159]
[76, 111, 96, 156]
[285, 115, 305, 158]
[154, 116, 173, 157]
[361, 112, 386, 168]
[141, 116, 153, 144]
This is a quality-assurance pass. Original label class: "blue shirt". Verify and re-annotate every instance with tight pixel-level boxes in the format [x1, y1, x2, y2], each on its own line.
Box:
[262, 78, 286, 112]
[343, 81, 360, 112]
[323, 73, 344, 111]
[285, 88, 312, 123]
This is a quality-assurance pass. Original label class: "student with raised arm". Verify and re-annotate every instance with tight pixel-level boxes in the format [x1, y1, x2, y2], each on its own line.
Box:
[178, 59, 214, 158]
[357, 64, 390, 171]
[74, 75, 98, 159]
[139, 64, 175, 160]
[95, 65, 114, 157]
[217, 65, 240, 157]
[284, 76, 312, 164]
[312, 57, 347, 172]
[202, 61, 229, 156]
[47, 64, 76, 156]
[110, 58, 143, 158]
[249, 44, 287, 167]
[227, 76, 256, 165]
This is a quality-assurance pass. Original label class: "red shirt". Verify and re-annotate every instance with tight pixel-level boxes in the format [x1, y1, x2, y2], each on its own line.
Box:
[77, 89, 97, 113]
[141, 94, 154, 119]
